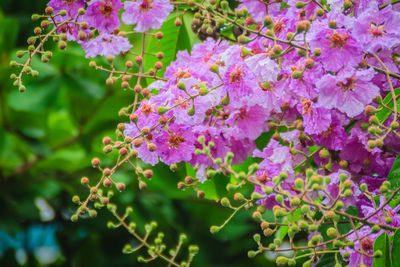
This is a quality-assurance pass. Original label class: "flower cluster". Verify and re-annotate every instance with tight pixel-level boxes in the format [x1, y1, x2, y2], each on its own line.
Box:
[10, 0, 400, 266]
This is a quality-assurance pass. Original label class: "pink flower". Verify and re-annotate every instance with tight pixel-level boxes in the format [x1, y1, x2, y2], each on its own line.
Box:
[297, 99, 331, 135]
[308, 27, 362, 71]
[122, 0, 173, 32]
[48, 0, 85, 17]
[353, 4, 400, 53]
[155, 125, 195, 165]
[82, 34, 132, 58]
[317, 68, 380, 117]
[84, 0, 122, 33]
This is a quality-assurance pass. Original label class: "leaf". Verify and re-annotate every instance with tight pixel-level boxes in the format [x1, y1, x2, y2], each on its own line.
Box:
[392, 229, 400, 267]
[388, 154, 400, 190]
[373, 232, 392, 267]
[376, 88, 400, 124]
[315, 253, 336, 267]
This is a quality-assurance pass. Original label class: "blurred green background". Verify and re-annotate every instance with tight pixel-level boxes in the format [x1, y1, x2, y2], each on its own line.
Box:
[0, 1, 279, 266]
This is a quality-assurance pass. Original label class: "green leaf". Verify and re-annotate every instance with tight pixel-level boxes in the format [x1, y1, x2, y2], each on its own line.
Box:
[373, 232, 392, 267]
[376, 88, 400, 124]
[392, 229, 400, 267]
[315, 253, 336, 267]
[388, 154, 400, 190]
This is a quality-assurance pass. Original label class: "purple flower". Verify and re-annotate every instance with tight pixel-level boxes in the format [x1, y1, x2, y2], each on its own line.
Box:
[226, 105, 268, 140]
[222, 63, 256, 103]
[342, 226, 381, 267]
[308, 26, 362, 71]
[155, 125, 195, 165]
[353, 4, 400, 52]
[48, 0, 85, 17]
[317, 68, 380, 117]
[361, 196, 400, 227]
[84, 0, 122, 33]
[253, 140, 294, 181]
[82, 34, 132, 58]
[312, 115, 348, 150]
[122, 0, 173, 32]
[298, 99, 331, 135]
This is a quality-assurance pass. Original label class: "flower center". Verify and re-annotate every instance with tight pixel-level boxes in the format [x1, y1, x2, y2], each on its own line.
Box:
[237, 106, 248, 120]
[168, 133, 185, 149]
[175, 68, 192, 79]
[361, 238, 374, 252]
[141, 103, 154, 116]
[98, 1, 114, 18]
[63, 0, 77, 4]
[328, 32, 349, 49]
[140, 0, 153, 12]
[337, 77, 357, 92]
[229, 66, 244, 84]
[273, 19, 285, 35]
[322, 125, 333, 138]
[369, 23, 385, 38]
[301, 98, 312, 115]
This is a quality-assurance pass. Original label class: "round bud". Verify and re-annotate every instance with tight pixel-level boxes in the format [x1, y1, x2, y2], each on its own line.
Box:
[316, 8, 324, 16]
[45, 6, 54, 14]
[326, 227, 337, 238]
[103, 168, 112, 176]
[91, 157, 100, 166]
[305, 58, 315, 69]
[81, 177, 89, 185]
[147, 143, 157, 152]
[144, 169, 153, 179]
[103, 178, 112, 187]
[328, 20, 337, 29]
[155, 61, 163, 70]
[175, 18, 182, 27]
[116, 183, 125, 191]
[276, 256, 288, 267]
[156, 32, 163, 39]
[197, 190, 205, 198]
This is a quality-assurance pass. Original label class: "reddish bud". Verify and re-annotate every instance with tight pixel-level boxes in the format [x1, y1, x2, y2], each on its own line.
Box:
[103, 168, 112, 176]
[141, 88, 150, 97]
[119, 148, 128, 156]
[159, 115, 168, 124]
[103, 178, 112, 187]
[147, 143, 157, 152]
[91, 157, 100, 166]
[155, 61, 163, 70]
[144, 169, 153, 178]
[130, 113, 138, 122]
[142, 126, 150, 135]
[103, 136, 112, 145]
[305, 58, 315, 69]
[133, 138, 143, 148]
[45, 6, 54, 14]
[117, 182, 126, 191]
[135, 55, 143, 64]
[125, 60, 133, 68]
[156, 32, 163, 39]
[81, 177, 89, 185]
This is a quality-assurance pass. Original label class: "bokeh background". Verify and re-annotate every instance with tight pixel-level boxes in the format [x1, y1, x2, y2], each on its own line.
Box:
[0, 1, 281, 266]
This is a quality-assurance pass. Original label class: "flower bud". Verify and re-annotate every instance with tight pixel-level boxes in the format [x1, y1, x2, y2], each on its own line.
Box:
[276, 256, 288, 267]
[81, 177, 89, 185]
[210, 225, 221, 234]
[326, 227, 337, 238]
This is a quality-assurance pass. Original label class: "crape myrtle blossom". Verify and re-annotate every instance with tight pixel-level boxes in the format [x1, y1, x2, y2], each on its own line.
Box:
[44, 1, 400, 264]
[122, 0, 173, 32]
[48, 0, 85, 17]
[84, 0, 122, 33]
[317, 68, 380, 118]
[82, 34, 132, 58]
[353, 3, 400, 53]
